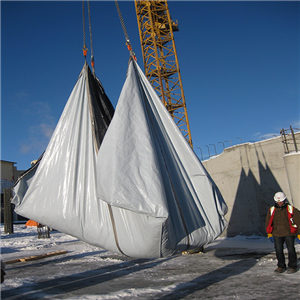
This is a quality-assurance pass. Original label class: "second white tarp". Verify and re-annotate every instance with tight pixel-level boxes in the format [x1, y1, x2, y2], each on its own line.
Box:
[96, 60, 227, 257]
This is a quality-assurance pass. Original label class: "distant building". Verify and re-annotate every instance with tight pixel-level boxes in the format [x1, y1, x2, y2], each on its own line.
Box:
[1, 160, 26, 222]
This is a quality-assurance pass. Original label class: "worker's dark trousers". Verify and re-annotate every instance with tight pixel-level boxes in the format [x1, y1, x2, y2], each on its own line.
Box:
[274, 236, 297, 269]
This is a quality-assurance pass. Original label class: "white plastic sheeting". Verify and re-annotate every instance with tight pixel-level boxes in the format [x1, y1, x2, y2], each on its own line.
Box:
[12, 60, 227, 258]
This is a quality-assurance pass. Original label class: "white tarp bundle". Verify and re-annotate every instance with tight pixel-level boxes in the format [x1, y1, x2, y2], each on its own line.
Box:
[12, 60, 227, 258]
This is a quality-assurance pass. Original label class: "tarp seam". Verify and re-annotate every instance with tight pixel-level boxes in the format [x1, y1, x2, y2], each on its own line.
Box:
[107, 203, 127, 256]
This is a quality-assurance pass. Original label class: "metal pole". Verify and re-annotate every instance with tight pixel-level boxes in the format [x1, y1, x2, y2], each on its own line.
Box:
[280, 128, 288, 153]
[205, 145, 210, 158]
[225, 140, 232, 146]
[209, 144, 217, 156]
[197, 147, 203, 161]
[4, 188, 13, 234]
[218, 141, 225, 150]
[290, 125, 298, 152]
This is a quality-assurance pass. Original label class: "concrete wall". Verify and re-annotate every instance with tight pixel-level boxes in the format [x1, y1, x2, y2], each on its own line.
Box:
[202, 132, 300, 237]
[284, 151, 300, 209]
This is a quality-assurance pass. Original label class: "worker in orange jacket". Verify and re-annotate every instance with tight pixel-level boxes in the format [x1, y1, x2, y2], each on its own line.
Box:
[265, 192, 300, 274]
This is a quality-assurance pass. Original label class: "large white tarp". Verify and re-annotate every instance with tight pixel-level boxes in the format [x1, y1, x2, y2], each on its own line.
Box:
[12, 60, 227, 258]
[96, 60, 227, 257]
[12, 62, 115, 249]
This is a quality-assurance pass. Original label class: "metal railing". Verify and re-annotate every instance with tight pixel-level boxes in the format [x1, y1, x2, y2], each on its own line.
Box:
[280, 126, 299, 154]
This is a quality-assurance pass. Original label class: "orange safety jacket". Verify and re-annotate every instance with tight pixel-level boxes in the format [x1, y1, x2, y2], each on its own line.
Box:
[266, 205, 298, 234]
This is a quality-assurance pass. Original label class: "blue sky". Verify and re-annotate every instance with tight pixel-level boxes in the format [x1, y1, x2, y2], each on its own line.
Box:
[1, 1, 299, 170]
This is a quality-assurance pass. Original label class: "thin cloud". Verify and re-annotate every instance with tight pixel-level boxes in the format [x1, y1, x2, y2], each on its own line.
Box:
[256, 121, 300, 141]
[14, 90, 30, 101]
[19, 102, 56, 155]
[20, 136, 49, 154]
[292, 120, 300, 130]
[260, 133, 280, 140]
[19, 127, 53, 154]
[23, 101, 53, 118]
[20, 122, 55, 153]
[20, 144, 32, 154]
[39, 123, 55, 138]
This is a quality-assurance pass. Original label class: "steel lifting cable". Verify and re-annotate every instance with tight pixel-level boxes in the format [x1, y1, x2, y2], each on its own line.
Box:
[82, 0, 95, 75]
[83, 0, 126, 255]
[87, 0, 95, 74]
[82, 0, 88, 58]
[114, 0, 136, 61]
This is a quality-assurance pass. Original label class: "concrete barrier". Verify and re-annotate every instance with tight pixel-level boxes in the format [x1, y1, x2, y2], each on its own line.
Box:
[202, 133, 299, 237]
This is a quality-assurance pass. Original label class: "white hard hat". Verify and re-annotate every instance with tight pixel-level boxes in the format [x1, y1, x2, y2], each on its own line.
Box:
[274, 192, 286, 202]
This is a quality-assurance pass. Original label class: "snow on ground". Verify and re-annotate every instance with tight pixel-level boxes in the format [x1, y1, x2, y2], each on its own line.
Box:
[1, 224, 300, 300]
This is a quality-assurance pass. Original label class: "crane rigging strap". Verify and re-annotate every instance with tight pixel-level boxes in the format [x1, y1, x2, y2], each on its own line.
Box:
[114, 0, 136, 61]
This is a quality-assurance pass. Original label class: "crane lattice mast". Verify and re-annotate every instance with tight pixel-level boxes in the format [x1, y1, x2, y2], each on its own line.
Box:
[134, 0, 193, 148]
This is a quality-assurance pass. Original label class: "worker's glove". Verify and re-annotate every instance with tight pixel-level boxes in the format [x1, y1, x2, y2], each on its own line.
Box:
[267, 233, 274, 243]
